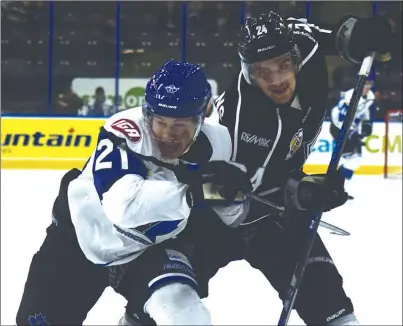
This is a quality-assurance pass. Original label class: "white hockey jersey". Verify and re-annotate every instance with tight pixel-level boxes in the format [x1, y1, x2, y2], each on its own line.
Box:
[67, 108, 248, 267]
[331, 88, 375, 133]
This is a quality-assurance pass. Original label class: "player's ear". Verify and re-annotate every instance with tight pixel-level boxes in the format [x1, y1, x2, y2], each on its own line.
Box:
[205, 103, 213, 117]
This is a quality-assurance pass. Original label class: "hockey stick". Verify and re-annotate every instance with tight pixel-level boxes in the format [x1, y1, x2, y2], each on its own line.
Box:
[277, 52, 376, 326]
[246, 193, 350, 236]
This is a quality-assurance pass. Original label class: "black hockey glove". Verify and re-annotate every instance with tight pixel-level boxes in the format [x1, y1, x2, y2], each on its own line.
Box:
[284, 170, 348, 212]
[336, 15, 393, 63]
[348, 130, 365, 147]
[361, 121, 372, 138]
[174, 161, 252, 206]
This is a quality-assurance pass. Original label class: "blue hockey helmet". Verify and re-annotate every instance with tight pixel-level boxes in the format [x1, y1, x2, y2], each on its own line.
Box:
[144, 58, 211, 118]
[143, 59, 212, 159]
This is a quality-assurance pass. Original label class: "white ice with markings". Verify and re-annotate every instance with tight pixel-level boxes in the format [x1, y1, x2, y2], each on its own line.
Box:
[1, 170, 402, 325]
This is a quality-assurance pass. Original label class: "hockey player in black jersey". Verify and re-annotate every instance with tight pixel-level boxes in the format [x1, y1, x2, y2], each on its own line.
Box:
[117, 12, 395, 326]
[170, 12, 393, 326]
[195, 12, 392, 326]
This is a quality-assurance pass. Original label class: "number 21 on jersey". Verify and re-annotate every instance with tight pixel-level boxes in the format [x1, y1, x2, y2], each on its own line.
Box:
[94, 138, 129, 171]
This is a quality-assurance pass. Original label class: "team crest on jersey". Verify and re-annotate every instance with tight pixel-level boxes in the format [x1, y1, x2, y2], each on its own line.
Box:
[111, 119, 142, 143]
[286, 128, 303, 160]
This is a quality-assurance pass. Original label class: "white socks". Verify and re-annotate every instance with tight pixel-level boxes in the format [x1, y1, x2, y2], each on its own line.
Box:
[144, 283, 211, 325]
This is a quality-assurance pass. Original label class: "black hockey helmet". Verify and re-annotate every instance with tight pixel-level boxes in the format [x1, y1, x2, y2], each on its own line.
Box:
[238, 12, 301, 86]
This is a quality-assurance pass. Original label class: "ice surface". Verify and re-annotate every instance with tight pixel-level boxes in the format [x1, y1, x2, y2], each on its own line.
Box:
[1, 170, 402, 325]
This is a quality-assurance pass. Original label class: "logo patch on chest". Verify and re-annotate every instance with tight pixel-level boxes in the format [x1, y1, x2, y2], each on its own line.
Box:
[241, 132, 272, 148]
[285, 128, 303, 160]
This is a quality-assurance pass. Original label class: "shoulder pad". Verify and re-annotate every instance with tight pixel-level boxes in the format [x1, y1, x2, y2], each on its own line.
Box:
[368, 90, 375, 100]
[103, 107, 155, 157]
[201, 119, 232, 161]
[344, 89, 354, 102]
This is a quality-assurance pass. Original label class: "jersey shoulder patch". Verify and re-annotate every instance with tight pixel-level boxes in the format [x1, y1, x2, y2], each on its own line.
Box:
[110, 118, 142, 144]
[103, 108, 154, 157]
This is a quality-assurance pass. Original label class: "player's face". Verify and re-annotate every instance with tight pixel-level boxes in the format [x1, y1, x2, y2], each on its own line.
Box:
[150, 115, 198, 159]
[363, 82, 371, 96]
[250, 53, 297, 104]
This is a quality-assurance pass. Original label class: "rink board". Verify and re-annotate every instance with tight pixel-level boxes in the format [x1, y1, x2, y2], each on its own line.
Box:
[1, 116, 402, 174]
[1, 117, 105, 170]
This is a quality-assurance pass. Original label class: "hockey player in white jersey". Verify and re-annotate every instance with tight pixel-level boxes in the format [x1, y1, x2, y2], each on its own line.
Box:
[330, 79, 375, 198]
[16, 59, 252, 326]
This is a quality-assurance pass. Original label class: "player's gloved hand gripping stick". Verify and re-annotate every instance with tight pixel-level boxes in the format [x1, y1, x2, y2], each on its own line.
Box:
[277, 52, 376, 326]
[246, 192, 350, 237]
[102, 130, 252, 207]
[173, 160, 252, 206]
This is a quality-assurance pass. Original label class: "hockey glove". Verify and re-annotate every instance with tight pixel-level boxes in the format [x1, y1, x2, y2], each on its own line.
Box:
[361, 121, 372, 138]
[284, 170, 348, 212]
[174, 161, 252, 206]
[348, 130, 365, 147]
[336, 16, 393, 63]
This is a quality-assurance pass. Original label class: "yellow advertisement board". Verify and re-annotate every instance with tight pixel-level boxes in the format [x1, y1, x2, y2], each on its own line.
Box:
[1, 117, 401, 175]
[1, 117, 106, 169]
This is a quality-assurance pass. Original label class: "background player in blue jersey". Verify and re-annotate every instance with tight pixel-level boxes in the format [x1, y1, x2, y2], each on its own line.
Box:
[330, 79, 376, 199]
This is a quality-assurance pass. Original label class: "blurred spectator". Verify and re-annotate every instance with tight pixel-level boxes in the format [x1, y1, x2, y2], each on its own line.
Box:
[215, 2, 231, 33]
[187, 1, 204, 33]
[373, 3, 402, 117]
[277, 1, 305, 18]
[1, 1, 401, 117]
[162, 1, 181, 31]
[1, 1, 48, 40]
[244, 1, 259, 17]
[54, 88, 83, 116]
[214, 2, 240, 35]
[383, 6, 402, 67]
[81, 87, 113, 117]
